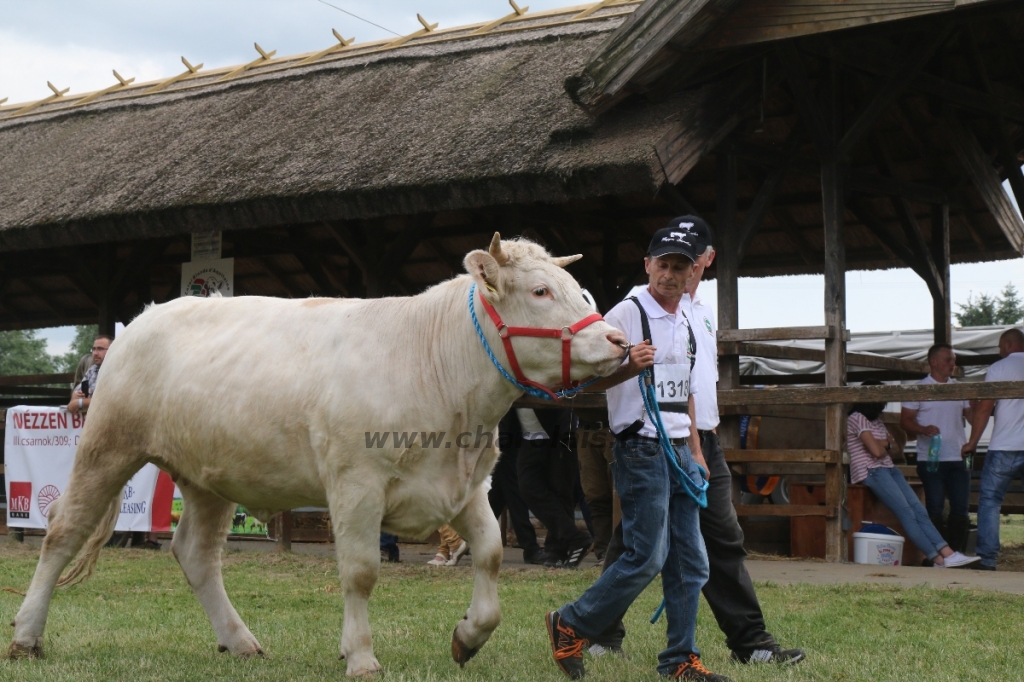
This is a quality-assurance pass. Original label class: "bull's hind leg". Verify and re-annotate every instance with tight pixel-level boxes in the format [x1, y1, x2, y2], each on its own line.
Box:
[8, 448, 143, 659]
[448, 487, 503, 666]
[171, 484, 263, 657]
[326, 481, 385, 677]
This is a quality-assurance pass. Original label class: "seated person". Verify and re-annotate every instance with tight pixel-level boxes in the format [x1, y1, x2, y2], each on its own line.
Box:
[847, 383, 979, 569]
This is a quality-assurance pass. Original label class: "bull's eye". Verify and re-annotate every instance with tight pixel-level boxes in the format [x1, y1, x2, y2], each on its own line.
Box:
[533, 287, 548, 297]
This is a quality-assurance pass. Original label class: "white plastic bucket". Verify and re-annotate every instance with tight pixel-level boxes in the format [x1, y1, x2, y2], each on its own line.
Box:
[853, 531, 906, 566]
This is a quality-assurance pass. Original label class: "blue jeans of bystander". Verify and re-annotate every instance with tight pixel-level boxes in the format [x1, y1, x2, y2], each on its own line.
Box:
[863, 466, 948, 560]
[977, 450, 1024, 569]
[558, 436, 709, 675]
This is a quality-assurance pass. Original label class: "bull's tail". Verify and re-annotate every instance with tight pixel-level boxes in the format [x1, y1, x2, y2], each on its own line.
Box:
[55, 494, 121, 588]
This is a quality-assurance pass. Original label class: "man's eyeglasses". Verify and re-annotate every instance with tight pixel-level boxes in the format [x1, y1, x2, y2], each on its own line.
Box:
[91, 346, 109, 352]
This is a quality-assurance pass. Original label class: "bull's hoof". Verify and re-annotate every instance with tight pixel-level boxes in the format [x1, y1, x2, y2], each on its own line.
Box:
[217, 645, 228, 653]
[7, 641, 43, 660]
[238, 647, 265, 659]
[451, 626, 480, 668]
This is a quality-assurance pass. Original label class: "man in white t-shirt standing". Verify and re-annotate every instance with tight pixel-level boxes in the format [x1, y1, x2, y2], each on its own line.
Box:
[963, 328, 1024, 570]
[680, 218, 804, 665]
[545, 221, 727, 681]
[900, 345, 972, 552]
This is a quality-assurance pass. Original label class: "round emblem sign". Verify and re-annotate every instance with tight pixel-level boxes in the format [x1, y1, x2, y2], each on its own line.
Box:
[38, 484, 61, 516]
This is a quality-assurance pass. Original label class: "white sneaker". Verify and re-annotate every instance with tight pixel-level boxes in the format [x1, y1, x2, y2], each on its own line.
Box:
[445, 540, 469, 566]
[426, 553, 447, 566]
[943, 551, 982, 568]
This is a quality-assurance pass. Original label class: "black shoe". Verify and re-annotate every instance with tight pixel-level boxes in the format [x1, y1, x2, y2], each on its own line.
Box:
[563, 542, 592, 569]
[525, 549, 550, 565]
[731, 645, 805, 665]
[544, 554, 566, 568]
[670, 653, 731, 680]
[545, 611, 587, 679]
[380, 547, 400, 563]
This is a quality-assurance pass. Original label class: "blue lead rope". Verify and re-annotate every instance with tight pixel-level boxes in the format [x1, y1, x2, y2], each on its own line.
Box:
[637, 368, 709, 624]
[468, 283, 600, 400]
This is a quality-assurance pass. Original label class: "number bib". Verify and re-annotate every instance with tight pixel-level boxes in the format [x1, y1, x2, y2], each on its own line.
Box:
[654, 362, 689, 412]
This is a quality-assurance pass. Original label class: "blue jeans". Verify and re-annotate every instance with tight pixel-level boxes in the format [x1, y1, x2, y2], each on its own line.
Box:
[558, 436, 709, 674]
[977, 451, 1024, 568]
[863, 467, 947, 560]
[916, 460, 971, 519]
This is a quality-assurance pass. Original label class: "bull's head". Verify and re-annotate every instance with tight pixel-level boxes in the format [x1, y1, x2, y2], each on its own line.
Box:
[464, 233, 627, 389]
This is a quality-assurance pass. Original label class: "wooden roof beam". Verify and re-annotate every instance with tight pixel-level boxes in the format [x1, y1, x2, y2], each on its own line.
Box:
[836, 24, 954, 159]
[871, 137, 945, 298]
[738, 163, 787, 263]
[777, 42, 832, 156]
[770, 207, 817, 266]
[847, 199, 916, 267]
[805, 41, 1024, 126]
[964, 25, 1024, 220]
[941, 109, 1024, 253]
[258, 256, 305, 298]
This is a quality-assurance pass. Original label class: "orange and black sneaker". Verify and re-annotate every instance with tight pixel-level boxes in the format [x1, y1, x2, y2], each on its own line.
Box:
[671, 653, 732, 681]
[545, 611, 588, 679]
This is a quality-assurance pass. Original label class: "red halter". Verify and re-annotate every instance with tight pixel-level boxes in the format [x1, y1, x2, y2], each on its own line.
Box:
[477, 288, 605, 401]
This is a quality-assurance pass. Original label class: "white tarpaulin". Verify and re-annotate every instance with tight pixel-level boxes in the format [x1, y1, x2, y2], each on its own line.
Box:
[4, 406, 173, 531]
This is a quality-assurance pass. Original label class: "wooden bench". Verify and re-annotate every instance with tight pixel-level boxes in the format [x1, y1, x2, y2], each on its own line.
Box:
[790, 482, 927, 566]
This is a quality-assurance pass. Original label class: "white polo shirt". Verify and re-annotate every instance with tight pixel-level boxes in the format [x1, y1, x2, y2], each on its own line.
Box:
[985, 352, 1024, 451]
[902, 375, 970, 462]
[683, 291, 719, 431]
[605, 287, 696, 439]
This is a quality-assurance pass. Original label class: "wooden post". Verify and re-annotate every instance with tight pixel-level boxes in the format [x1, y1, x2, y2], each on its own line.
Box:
[931, 203, 951, 346]
[716, 154, 740, 453]
[279, 510, 292, 552]
[97, 244, 117, 337]
[821, 57, 847, 563]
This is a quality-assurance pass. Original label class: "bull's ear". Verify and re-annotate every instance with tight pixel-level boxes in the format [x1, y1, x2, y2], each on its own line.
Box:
[551, 254, 582, 268]
[464, 250, 503, 299]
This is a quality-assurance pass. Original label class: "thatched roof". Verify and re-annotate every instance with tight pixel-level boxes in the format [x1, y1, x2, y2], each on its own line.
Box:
[0, 3, 715, 252]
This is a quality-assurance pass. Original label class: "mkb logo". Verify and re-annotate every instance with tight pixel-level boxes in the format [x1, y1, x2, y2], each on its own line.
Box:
[9, 481, 31, 519]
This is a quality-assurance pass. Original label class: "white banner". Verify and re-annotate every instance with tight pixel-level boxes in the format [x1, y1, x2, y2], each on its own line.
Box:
[180, 257, 234, 298]
[5, 407, 173, 532]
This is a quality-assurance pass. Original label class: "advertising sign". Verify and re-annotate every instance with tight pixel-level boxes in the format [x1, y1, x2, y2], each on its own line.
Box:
[4, 407, 173, 531]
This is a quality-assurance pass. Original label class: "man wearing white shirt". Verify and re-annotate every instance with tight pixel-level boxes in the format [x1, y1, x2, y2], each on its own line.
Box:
[963, 328, 1024, 570]
[900, 345, 972, 552]
[680, 218, 804, 666]
[546, 222, 727, 681]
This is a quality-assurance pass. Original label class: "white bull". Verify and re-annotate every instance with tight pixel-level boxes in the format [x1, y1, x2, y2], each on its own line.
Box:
[8, 234, 627, 676]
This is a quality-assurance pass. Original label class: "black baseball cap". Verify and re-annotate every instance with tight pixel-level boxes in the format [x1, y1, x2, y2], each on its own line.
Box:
[647, 216, 708, 261]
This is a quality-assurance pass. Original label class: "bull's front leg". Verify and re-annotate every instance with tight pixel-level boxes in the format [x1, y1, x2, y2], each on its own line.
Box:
[448, 487, 503, 666]
[327, 481, 386, 677]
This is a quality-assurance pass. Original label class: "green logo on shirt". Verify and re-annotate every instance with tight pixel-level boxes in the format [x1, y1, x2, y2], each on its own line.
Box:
[704, 318, 713, 335]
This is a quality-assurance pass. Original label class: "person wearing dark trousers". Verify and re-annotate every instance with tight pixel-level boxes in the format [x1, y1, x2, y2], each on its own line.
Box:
[900, 344, 973, 552]
[516, 408, 593, 568]
[590, 216, 805, 667]
[490, 411, 549, 565]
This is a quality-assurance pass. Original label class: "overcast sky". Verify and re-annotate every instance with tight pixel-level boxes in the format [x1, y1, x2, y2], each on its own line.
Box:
[2, 1, 1022, 355]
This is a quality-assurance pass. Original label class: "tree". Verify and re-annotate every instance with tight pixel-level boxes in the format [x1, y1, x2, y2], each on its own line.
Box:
[56, 325, 99, 373]
[0, 329, 56, 376]
[995, 283, 1024, 325]
[954, 283, 1024, 327]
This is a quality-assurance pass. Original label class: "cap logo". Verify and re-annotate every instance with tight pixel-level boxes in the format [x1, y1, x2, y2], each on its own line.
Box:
[666, 231, 692, 245]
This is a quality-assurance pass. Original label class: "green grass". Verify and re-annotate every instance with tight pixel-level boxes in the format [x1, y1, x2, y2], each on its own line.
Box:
[2, 542, 1023, 682]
